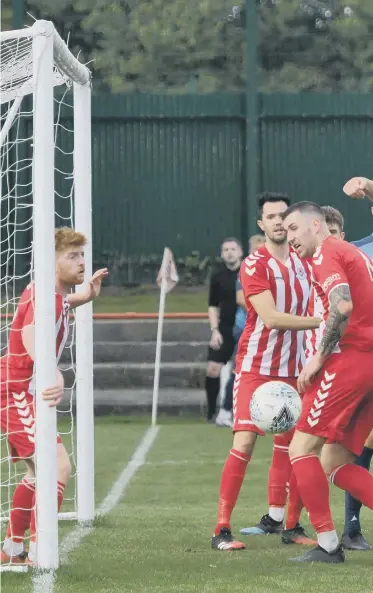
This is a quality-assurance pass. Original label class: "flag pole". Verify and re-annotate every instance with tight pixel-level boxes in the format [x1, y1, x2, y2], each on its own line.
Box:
[151, 276, 167, 427]
[151, 248, 179, 427]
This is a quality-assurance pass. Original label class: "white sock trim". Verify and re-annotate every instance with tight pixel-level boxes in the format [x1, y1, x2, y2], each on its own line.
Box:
[329, 464, 347, 484]
[3, 537, 24, 557]
[317, 530, 339, 553]
[28, 540, 37, 562]
[268, 507, 285, 522]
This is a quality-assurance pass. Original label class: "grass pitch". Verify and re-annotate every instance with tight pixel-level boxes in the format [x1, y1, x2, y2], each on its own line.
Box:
[2, 418, 373, 593]
[93, 291, 207, 314]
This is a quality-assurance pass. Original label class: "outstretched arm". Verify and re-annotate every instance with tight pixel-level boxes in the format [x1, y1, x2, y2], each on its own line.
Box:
[249, 290, 320, 331]
[343, 177, 373, 203]
[67, 268, 108, 309]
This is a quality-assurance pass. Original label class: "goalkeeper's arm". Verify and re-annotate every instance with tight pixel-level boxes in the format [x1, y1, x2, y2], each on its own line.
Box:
[22, 325, 65, 406]
[67, 268, 108, 309]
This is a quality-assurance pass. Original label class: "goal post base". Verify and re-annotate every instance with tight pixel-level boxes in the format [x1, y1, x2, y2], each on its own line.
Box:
[0, 564, 29, 573]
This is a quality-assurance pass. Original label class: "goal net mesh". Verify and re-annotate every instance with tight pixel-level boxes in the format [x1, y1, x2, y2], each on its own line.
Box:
[0, 28, 81, 567]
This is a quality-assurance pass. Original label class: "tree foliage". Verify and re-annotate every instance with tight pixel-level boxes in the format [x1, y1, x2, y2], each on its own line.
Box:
[4, 1, 373, 92]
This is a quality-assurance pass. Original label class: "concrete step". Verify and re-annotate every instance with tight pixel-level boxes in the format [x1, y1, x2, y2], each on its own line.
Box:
[60, 341, 208, 364]
[1, 320, 210, 355]
[93, 319, 210, 343]
[60, 388, 206, 416]
[62, 362, 206, 390]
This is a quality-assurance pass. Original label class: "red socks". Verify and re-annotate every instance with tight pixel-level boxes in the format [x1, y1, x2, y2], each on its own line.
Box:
[285, 470, 304, 529]
[291, 454, 334, 533]
[331, 464, 373, 510]
[215, 449, 250, 535]
[6, 478, 35, 543]
[268, 438, 292, 508]
[30, 481, 66, 541]
[57, 480, 65, 512]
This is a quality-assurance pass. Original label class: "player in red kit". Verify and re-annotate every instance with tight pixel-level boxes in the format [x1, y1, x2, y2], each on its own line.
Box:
[248, 206, 346, 545]
[211, 193, 321, 551]
[283, 201, 373, 564]
[0, 227, 108, 566]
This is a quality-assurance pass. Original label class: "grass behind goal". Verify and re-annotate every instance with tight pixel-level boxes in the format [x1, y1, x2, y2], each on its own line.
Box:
[2, 418, 373, 593]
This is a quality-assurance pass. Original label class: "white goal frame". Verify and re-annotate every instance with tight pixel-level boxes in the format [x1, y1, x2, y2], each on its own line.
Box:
[0, 20, 94, 570]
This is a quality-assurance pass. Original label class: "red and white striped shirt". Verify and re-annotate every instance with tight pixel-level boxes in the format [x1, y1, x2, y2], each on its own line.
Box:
[236, 246, 311, 377]
[0, 284, 70, 389]
[305, 285, 325, 360]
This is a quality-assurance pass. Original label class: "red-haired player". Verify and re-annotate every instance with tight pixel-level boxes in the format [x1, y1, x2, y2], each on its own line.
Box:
[0, 227, 107, 565]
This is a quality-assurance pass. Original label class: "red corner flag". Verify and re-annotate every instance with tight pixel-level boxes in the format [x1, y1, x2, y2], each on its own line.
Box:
[156, 247, 179, 293]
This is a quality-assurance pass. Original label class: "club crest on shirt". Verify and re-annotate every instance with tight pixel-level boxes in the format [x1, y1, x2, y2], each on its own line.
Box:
[63, 297, 70, 315]
[295, 265, 306, 280]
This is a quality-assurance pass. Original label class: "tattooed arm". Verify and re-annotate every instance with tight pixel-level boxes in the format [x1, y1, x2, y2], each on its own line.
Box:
[297, 284, 353, 393]
[319, 284, 353, 358]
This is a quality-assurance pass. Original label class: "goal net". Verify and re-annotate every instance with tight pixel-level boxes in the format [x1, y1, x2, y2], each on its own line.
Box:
[0, 20, 94, 570]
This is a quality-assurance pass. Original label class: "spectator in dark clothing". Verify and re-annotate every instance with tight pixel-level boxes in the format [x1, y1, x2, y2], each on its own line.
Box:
[216, 234, 265, 427]
[205, 238, 242, 421]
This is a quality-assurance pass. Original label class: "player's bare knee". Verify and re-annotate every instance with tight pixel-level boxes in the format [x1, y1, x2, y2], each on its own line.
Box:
[58, 457, 72, 485]
[364, 429, 373, 449]
[206, 361, 222, 378]
[233, 430, 257, 457]
[24, 458, 35, 478]
[57, 444, 72, 484]
[320, 444, 356, 476]
[288, 430, 323, 460]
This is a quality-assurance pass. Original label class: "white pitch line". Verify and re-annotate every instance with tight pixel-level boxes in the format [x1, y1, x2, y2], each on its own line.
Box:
[32, 425, 160, 591]
[32, 570, 55, 593]
[60, 425, 160, 562]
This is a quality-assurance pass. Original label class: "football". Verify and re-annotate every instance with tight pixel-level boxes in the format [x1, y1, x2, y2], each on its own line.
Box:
[249, 381, 301, 434]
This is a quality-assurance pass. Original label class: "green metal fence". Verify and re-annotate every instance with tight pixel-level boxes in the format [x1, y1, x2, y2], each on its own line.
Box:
[3, 92, 373, 285]
[89, 92, 373, 283]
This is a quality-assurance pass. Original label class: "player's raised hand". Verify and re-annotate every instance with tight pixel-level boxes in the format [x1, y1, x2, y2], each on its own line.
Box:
[87, 268, 109, 299]
[343, 177, 373, 201]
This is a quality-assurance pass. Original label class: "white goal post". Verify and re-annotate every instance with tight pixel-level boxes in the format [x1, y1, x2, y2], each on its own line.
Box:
[0, 20, 94, 570]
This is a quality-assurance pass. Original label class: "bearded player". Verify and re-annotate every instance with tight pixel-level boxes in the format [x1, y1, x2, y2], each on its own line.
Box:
[241, 206, 347, 544]
[0, 227, 108, 566]
[211, 193, 320, 550]
[282, 201, 373, 564]
[280, 204, 373, 550]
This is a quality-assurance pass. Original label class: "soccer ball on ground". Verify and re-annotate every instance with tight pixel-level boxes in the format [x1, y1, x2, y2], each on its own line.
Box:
[249, 381, 301, 434]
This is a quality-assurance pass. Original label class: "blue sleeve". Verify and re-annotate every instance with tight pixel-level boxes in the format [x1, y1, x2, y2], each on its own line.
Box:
[351, 234, 373, 258]
[236, 278, 242, 291]
[351, 234, 373, 248]
[358, 242, 373, 259]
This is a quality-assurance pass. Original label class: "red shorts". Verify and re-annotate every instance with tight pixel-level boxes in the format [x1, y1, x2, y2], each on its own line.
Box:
[297, 350, 373, 456]
[0, 384, 62, 462]
[233, 371, 298, 436]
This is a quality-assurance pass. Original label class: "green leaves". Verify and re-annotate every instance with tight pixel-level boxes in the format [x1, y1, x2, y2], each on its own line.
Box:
[18, 1, 373, 92]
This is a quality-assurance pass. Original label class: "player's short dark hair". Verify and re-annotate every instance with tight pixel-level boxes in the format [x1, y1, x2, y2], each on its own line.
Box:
[221, 237, 242, 249]
[257, 192, 291, 218]
[321, 205, 344, 231]
[282, 201, 325, 222]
